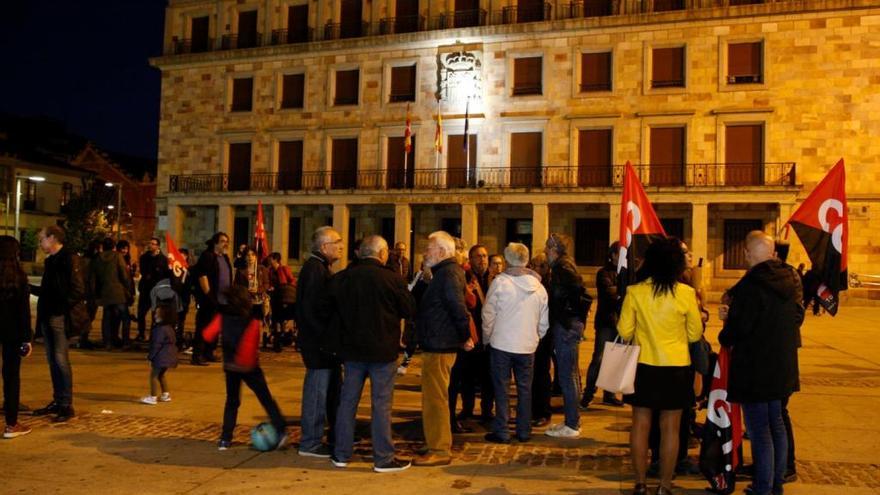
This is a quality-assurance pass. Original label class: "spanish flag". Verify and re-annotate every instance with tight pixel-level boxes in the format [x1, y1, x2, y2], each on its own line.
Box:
[434, 99, 443, 153]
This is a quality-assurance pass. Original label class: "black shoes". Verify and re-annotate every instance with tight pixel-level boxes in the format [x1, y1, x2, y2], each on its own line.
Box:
[373, 457, 412, 473]
[191, 358, 209, 366]
[632, 483, 648, 495]
[484, 432, 511, 444]
[531, 417, 551, 428]
[32, 401, 60, 416]
[451, 421, 473, 434]
[52, 406, 75, 423]
[601, 395, 625, 407]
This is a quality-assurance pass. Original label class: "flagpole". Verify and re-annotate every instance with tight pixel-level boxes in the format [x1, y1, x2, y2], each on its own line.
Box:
[464, 98, 470, 188]
[403, 146, 408, 189]
[435, 96, 441, 175]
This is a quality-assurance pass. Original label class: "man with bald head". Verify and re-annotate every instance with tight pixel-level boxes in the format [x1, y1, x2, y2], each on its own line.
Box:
[719, 230, 804, 495]
[325, 235, 415, 472]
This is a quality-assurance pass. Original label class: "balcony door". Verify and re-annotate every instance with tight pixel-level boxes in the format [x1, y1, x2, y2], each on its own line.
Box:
[578, 129, 612, 186]
[331, 138, 358, 189]
[455, 0, 480, 27]
[190, 16, 210, 52]
[517, 0, 545, 23]
[237, 10, 258, 47]
[447, 134, 477, 187]
[725, 124, 763, 185]
[649, 127, 684, 186]
[340, 0, 363, 38]
[510, 132, 542, 187]
[228, 142, 251, 191]
[287, 4, 309, 42]
[395, 0, 419, 33]
[387, 136, 415, 189]
[278, 140, 303, 190]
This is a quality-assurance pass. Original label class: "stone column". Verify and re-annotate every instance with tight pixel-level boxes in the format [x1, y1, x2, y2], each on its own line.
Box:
[217, 205, 235, 242]
[532, 202, 549, 254]
[609, 201, 621, 244]
[333, 203, 350, 270]
[394, 203, 412, 253]
[166, 204, 184, 243]
[273, 204, 290, 261]
[461, 203, 479, 247]
[691, 201, 709, 290]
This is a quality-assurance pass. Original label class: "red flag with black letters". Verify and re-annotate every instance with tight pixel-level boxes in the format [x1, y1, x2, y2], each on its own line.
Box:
[617, 161, 667, 293]
[786, 159, 847, 315]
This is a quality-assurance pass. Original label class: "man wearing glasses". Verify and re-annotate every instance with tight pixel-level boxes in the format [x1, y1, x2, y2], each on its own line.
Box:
[136, 237, 170, 342]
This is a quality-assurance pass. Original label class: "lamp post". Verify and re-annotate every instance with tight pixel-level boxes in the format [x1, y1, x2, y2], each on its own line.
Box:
[105, 182, 123, 241]
[14, 175, 46, 241]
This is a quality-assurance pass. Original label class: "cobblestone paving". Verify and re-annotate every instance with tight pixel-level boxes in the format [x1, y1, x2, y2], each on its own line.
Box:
[22, 412, 879, 489]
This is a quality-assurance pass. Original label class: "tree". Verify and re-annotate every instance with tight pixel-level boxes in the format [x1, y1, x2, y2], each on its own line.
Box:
[59, 181, 115, 254]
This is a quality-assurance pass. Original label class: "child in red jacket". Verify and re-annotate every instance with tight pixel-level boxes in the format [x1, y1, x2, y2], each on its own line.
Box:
[204, 285, 287, 451]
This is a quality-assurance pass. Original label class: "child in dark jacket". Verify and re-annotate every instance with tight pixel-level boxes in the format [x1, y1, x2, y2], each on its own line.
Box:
[204, 285, 288, 451]
[142, 303, 178, 405]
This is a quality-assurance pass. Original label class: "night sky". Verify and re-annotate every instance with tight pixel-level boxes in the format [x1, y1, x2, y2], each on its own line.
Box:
[0, 0, 166, 161]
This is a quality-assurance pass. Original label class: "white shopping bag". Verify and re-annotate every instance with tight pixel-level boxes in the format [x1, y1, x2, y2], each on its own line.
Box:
[596, 338, 640, 395]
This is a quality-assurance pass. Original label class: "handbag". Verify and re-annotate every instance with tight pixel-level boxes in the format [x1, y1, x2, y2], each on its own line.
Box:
[689, 337, 712, 375]
[596, 336, 641, 395]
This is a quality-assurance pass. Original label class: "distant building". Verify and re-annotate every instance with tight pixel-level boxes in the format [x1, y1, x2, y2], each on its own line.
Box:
[150, 0, 880, 299]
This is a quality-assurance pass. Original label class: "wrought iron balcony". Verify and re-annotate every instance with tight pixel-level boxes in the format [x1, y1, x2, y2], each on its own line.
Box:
[324, 21, 370, 40]
[168, 163, 796, 194]
[561, 0, 614, 18]
[221, 32, 263, 50]
[172, 37, 213, 54]
[652, 0, 685, 12]
[379, 15, 426, 35]
[493, 3, 553, 24]
[270, 28, 314, 45]
[429, 9, 488, 29]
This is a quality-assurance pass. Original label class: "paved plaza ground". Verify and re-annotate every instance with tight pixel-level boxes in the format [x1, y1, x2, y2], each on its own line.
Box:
[2, 304, 879, 494]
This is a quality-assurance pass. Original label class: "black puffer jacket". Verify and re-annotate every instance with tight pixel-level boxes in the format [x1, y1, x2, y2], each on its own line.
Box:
[416, 258, 470, 353]
[295, 252, 336, 369]
[548, 255, 585, 325]
[719, 259, 804, 403]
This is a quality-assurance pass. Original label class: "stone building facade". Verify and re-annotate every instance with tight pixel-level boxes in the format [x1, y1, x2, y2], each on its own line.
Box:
[151, 0, 880, 297]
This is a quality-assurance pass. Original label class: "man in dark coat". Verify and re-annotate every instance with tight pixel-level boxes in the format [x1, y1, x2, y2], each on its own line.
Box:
[719, 231, 803, 495]
[413, 231, 473, 467]
[137, 237, 170, 341]
[295, 226, 343, 458]
[89, 237, 133, 349]
[581, 241, 623, 409]
[192, 232, 232, 365]
[325, 235, 415, 472]
[31, 225, 84, 423]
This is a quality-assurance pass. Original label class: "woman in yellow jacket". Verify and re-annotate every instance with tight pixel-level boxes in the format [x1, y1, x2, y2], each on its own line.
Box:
[618, 237, 703, 495]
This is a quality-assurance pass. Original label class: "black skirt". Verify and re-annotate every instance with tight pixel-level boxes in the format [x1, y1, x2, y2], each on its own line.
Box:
[623, 363, 694, 410]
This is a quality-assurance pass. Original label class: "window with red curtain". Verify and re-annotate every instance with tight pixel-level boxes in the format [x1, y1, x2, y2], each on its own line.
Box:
[728, 42, 763, 84]
[513, 57, 542, 95]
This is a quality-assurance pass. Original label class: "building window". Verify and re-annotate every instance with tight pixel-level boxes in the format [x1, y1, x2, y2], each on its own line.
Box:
[281, 73, 305, 109]
[727, 41, 763, 84]
[340, 0, 364, 38]
[724, 219, 763, 269]
[286, 4, 310, 43]
[660, 218, 684, 242]
[447, 134, 477, 187]
[653, 0, 684, 11]
[649, 127, 685, 186]
[512, 56, 542, 96]
[651, 47, 685, 88]
[580, 52, 612, 92]
[331, 137, 358, 189]
[61, 182, 73, 207]
[288, 217, 302, 260]
[237, 10, 259, 48]
[387, 136, 415, 188]
[725, 124, 764, 185]
[577, 129, 612, 186]
[190, 16, 210, 52]
[441, 217, 462, 237]
[389, 65, 416, 103]
[228, 142, 252, 191]
[24, 180, 37, 210]
[334, 69, 359, 106]
[510, 132, 542, 187]
[278, 140, 304, 190]
[574, 218, 610, 266]
[231, 77, 254, 112]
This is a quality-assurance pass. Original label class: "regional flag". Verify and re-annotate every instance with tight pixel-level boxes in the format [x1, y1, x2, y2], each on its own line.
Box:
[463, 99, 470, 153]
[786, 158, 848, 315]
[165, 232, 189, 283]
[434, 100, 443, 153]
[404, 103, 412, 153]
[617, 161, 667, 292]
[254, 200, 269, 261]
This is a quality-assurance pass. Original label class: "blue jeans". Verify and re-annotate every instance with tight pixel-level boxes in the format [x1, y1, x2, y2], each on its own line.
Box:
[299, 366, 341, 451]
[489, 347, 534, 440]
[583, 326, 618, 401]
[552, 320, 584, 429]
[43, 315, 73, 407]
[334, 361, 397, 465]
[743, 400, 788, 495]
[102, 304, 131, 347]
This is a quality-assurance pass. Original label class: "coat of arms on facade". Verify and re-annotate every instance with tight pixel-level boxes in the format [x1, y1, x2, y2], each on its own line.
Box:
[437, 51, 482, 104]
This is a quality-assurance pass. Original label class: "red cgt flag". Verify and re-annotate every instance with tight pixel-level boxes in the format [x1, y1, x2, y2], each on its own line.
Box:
[786, 158, 848, 315]
[617, 161, 667, 290]
[165, 232, 189, 283]
[254, 201, 269, 261]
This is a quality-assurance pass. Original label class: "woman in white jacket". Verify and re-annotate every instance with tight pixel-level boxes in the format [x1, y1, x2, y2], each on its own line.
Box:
[481, 242, 549, 444]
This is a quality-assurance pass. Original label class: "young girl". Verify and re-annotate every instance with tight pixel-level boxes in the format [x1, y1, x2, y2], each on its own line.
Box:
[204, 285, 287, 451]
[141, 302, 178, 405]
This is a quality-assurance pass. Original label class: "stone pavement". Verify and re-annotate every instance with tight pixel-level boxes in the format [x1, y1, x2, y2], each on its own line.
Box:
[2, 306, 879, 494]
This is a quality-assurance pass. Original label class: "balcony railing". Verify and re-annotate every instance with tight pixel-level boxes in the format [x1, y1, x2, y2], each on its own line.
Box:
[429, 9, 488, 29]
[493, 3, 553, 24]
[221, 33, 263, 50]
[271, 28, 314, 45]
[169, 163, 796, 193]
[561, 0, 614, 18]
[172, 37, 213, 54]
[379, 15, 426, 35]
[324, 21, 370, 40]
[652, 0, 685, 12]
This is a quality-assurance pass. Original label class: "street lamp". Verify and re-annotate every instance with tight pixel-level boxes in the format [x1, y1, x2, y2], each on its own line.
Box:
[14, 175, 46, 241]
[105, 182, 123, 241]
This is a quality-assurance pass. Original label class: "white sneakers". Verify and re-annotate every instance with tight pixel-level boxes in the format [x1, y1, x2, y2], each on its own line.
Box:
[141, 393, 171, 405]
[544, 424, 581, 438]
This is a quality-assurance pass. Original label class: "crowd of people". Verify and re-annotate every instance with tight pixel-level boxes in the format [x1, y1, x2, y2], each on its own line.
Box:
[0, 223, 804, 495]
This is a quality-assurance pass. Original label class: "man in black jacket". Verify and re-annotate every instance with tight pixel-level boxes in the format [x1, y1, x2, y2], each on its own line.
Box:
[295, 226, 343, 458]
[719, 231, 803, 495]
[413, 231, 473, 467]
[544, 233, 586, 438]
[31, 225, 84, 422]
[191, 232, 232, 365]
[325, 235, 415, 472]
[137, 237, 170, 342]
[581, 242, 623, 409]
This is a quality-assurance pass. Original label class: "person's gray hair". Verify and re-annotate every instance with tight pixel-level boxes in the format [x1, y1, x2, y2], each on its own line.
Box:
[504, 242, 530, 267]
[311, 226, 337, 251]
[358, 235, 388, 259]
[428, 231, 455, 258]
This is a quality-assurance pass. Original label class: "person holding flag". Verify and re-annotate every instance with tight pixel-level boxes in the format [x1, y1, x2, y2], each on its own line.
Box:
[254, 201, 270, 262]
[617, 162, 667, 295]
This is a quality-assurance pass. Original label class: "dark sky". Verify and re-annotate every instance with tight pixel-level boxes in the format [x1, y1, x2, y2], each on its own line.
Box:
[0, 1, 166, 160]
